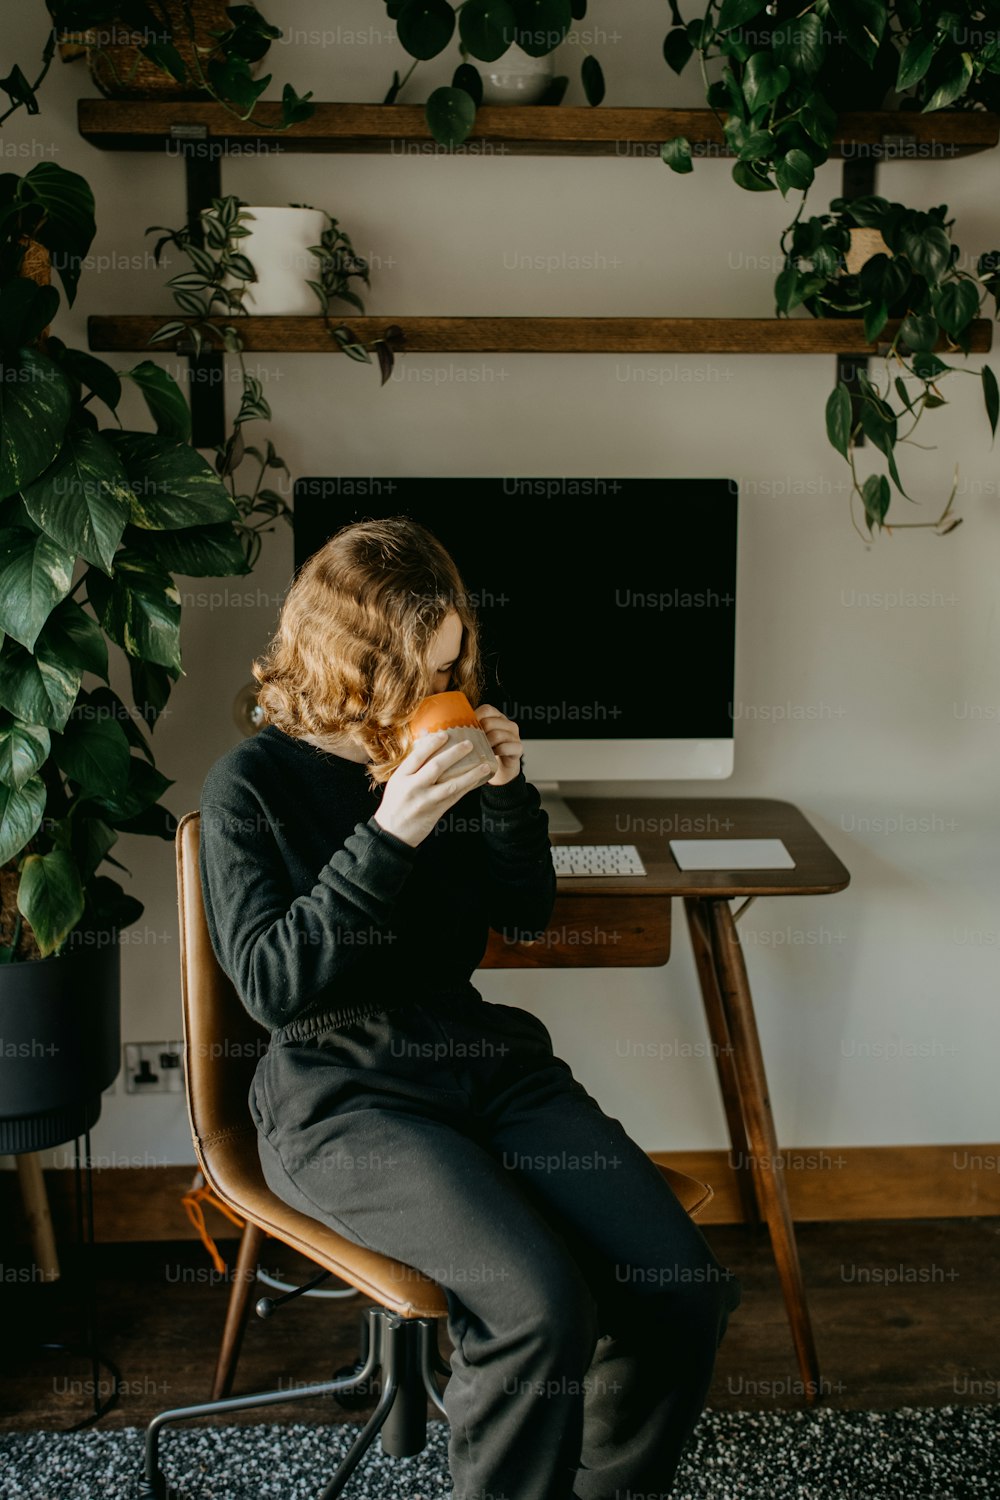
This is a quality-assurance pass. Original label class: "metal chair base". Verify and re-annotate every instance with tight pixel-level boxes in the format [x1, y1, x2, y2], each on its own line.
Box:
[135, 1305, 449, 1500]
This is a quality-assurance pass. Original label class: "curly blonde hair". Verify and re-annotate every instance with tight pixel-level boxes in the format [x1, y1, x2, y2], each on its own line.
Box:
[251, 515, 486, 788]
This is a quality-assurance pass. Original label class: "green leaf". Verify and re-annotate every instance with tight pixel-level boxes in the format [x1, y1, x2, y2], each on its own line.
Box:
[125, 360, 192, 441]
[83, 753, 173, 823]
[128, 657, 176, 731]
[716, 0, 766, 31]
[826, 384, 853, 459]
[72, 812, 118, 882]
[896, 34, 934, 91]
[105, 432, 238, 529]
[932, 280, 979, 337]
[0, 720, 49, 792]
[900, 224, 952, 283]
[139, 39, 188, 84]
[452, 61, 484, 105]
[911, 351, 949, 379]
[863, 299, 888, 342]
[922, 51, 974, 111]
[0, 348, 73, 502]
[85, 551, 182, 673]
[983, 364, 999, 439]
[0, 526, 76, 652]
[660, 136, 693, 173]
[459, 0, 517, 61]
[827, 0, 887, 67]
[0, 774, 46, 867]
[581, 54, 604, 105]
[512, 0, 572, 56]
[861, 473, 891, 531]
[742, 53, 790, 112]
[774, 147, 814, 196]
[800, 93, 837, 149]
[775, 12, 825, 74]
[17, 163, 96, 305]
[899, 313, 940, 353]
[396, 0, 458, 58]
[58, 349, 122, 411]
[38, 598, 109, 680]
[126, 521, 253, 578]
[859, 252, 910, 310]
[20, 426, 132, 574]
[0, 638, 82, 732]
[663, 27, 693, 74]
[51, 711, 131, 801]
[732, 159, 776, 191]
[17, 848, 86, 957]
[425, 86, 478, 147]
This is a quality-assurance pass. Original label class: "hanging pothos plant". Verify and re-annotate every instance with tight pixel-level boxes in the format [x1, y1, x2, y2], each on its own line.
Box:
[776, 194, 1000, 537]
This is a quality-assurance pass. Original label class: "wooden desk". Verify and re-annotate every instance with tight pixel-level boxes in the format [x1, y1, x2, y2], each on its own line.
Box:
[479, 797, 851, 1401]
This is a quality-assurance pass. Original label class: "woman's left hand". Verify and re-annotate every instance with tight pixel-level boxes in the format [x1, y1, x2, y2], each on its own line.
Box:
[474, 704, 523, 788]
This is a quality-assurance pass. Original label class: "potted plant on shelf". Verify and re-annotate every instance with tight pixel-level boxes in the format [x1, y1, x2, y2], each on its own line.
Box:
[144, 194, 402, 564]
[35, 0, 315, 129]
[380, 0, 605, 146]
[660, 0, 1000, 194]
[775, 193, 1000, 538]
[0, 164, 275, 1151]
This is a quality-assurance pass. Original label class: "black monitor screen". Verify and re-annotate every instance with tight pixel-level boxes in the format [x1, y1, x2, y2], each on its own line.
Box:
[291, 478, 737, 740]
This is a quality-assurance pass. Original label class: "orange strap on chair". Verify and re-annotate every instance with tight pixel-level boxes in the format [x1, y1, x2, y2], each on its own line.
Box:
[181, 1176, 247, 1275]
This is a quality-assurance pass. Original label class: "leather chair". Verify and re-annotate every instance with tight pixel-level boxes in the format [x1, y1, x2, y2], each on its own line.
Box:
[138, 809, 715, 1500]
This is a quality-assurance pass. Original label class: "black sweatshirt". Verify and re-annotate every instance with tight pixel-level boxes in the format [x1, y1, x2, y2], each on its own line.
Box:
[197, 724, 557, 1035]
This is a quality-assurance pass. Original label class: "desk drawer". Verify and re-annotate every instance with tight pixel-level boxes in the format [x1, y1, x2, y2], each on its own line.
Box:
[479, 893, 671, 968]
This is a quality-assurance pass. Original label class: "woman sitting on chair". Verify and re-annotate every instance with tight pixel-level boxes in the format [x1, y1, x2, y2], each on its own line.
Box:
[198, 514, 741, 1500]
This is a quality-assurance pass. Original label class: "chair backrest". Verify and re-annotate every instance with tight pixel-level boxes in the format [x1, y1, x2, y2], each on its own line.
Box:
[175, 809, 270, 1172]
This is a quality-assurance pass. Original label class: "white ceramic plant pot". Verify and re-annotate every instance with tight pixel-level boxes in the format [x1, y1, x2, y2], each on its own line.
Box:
[479, 42, 555, 104]
[232, 206, 327, 315]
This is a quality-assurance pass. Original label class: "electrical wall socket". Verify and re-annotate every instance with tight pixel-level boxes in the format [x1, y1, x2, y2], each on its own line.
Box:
[124, 1041, 185, 1095]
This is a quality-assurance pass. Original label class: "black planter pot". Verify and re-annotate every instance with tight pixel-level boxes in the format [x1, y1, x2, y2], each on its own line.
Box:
[0, 936, 121, 1153]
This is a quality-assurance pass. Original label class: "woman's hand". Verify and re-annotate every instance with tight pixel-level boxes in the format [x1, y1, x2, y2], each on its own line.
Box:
[474, 704, 523, 788]
[373, 731, 495, 849]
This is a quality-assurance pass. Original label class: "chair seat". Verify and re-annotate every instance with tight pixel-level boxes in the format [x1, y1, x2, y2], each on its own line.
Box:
[200, 1125, 713, 1321]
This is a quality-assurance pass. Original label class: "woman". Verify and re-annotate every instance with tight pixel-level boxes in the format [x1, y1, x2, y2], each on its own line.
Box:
[198, 515, 741, 1500]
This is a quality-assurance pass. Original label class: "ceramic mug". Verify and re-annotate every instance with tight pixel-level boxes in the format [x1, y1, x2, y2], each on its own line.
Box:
[407, 690, 498, 780]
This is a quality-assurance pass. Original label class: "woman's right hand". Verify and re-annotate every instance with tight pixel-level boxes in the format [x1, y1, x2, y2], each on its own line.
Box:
[372, 731, 494, 849]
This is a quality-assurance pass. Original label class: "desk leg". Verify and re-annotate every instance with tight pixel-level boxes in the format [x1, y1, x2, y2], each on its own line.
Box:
[703, 897, 821, 1401]
[683, 898, 760, 1229]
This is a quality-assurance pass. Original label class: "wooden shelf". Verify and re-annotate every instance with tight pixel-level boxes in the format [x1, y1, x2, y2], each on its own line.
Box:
[77, 100, 1000, 157]
[87, 314, 994, 356]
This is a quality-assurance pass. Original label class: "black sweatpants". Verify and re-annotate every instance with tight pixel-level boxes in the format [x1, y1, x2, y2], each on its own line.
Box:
[248, 989, 742, 1500]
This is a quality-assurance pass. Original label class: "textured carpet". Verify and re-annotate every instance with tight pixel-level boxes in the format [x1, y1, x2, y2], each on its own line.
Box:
[1, 1406, 998, 1499]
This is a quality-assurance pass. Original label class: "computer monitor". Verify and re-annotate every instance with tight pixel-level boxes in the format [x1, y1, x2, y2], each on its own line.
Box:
[291, 478, 738, 831]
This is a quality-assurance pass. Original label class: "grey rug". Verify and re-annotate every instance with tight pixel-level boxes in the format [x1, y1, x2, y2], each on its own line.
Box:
[1, 1406, 998, 1499]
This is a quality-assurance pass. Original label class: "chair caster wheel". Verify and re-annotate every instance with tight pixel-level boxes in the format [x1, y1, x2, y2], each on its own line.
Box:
[332, 1360, 378, 1410]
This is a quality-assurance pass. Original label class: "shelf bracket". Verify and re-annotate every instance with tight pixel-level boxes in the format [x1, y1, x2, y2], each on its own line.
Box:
[170, 124, 226, 449]
[835, 154, 880, 447]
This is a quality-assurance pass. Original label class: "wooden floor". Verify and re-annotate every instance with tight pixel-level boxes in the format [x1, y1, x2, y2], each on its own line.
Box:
[2, 1218, 998, 1430]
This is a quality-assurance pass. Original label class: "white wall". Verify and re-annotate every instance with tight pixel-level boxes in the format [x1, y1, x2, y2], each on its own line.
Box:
[3, 0, 998, 1175]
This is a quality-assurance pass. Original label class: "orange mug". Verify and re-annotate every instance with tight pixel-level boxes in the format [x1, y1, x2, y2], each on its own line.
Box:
[407, 690, 498, 781]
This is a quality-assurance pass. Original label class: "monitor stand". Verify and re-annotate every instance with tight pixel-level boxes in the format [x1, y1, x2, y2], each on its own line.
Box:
[535, 782, 583, 835]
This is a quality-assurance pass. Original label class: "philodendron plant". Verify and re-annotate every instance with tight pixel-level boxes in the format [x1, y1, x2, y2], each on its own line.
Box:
[381, 0, 605, 146]
[776, 194, 1000, 537]
[0, 164, 260, 960]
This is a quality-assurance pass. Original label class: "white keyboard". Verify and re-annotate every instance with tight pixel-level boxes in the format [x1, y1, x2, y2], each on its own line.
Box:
[550, 844, 647, 877]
